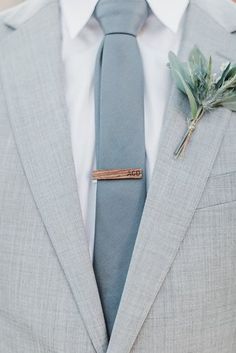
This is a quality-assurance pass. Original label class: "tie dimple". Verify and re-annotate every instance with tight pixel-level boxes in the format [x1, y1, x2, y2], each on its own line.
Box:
[95, 0, 149, 36]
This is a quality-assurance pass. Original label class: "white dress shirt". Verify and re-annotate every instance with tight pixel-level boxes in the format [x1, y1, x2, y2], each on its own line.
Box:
[0, 0, 189, 259]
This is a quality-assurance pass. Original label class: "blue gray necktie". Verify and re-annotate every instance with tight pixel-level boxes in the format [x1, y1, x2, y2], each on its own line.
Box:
[93, 0, 148, 336]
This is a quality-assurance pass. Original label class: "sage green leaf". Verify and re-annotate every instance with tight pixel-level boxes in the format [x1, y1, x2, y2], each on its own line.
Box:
[206, 56, 212, 88]
[175, 70, 198, 117]
[189, 46, 208, 75]
[221, 73, 236, 91]
[225, 65, 236, 80]
[215, 62, 231, 88]
[168, 52, 191, 93]
[220, 93, 236, 111]
[222, 101, 236, 111]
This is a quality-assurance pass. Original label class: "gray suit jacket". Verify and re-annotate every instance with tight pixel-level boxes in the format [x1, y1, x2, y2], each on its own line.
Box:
[0, 0, 236, 352]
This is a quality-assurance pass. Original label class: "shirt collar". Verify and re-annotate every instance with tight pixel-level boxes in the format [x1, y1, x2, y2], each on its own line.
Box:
[60, 0, 189, 39]
[148, 0, 189, 32]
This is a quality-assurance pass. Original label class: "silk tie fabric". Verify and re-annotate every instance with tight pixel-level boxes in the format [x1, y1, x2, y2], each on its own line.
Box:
[93, 0, 148, 336]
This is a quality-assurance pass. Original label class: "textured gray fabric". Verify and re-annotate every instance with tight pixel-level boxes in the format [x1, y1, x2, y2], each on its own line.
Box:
[93, 0, 148, 336]
[0, 0, 236, 352]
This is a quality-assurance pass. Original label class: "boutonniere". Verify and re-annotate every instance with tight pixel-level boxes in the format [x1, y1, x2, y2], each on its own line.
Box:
[168, 46, 236, 159]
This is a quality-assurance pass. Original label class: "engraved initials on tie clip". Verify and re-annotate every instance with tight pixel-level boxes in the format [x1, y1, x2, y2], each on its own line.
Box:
[92, 168, 143, 180]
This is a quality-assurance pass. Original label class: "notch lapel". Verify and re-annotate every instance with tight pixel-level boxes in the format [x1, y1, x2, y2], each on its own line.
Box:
[0, 2, 107, 352]
[107, 2, 235, 352]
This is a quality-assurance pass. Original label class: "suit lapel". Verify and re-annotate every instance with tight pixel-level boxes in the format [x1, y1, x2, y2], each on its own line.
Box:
[107, 2, 235, 352]
[2, 0, 236, 352]
[0, 2, 107, 352]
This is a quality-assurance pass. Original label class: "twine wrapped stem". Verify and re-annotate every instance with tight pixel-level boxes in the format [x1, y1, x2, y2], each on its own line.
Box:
[174, 107, 205, 159]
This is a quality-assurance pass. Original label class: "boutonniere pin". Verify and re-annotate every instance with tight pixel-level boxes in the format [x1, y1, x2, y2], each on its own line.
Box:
[168, 46, 236, 159]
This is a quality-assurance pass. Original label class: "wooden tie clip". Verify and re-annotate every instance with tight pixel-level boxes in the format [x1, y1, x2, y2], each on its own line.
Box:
[92, 168, 143, 180]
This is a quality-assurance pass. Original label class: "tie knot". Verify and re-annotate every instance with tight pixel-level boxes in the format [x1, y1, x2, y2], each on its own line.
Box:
[94, 0, 149, 36]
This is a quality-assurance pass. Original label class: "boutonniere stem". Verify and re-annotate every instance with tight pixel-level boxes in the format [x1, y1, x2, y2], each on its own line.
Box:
[168, 46, 236, 159]
[174, 107, 204, 158]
